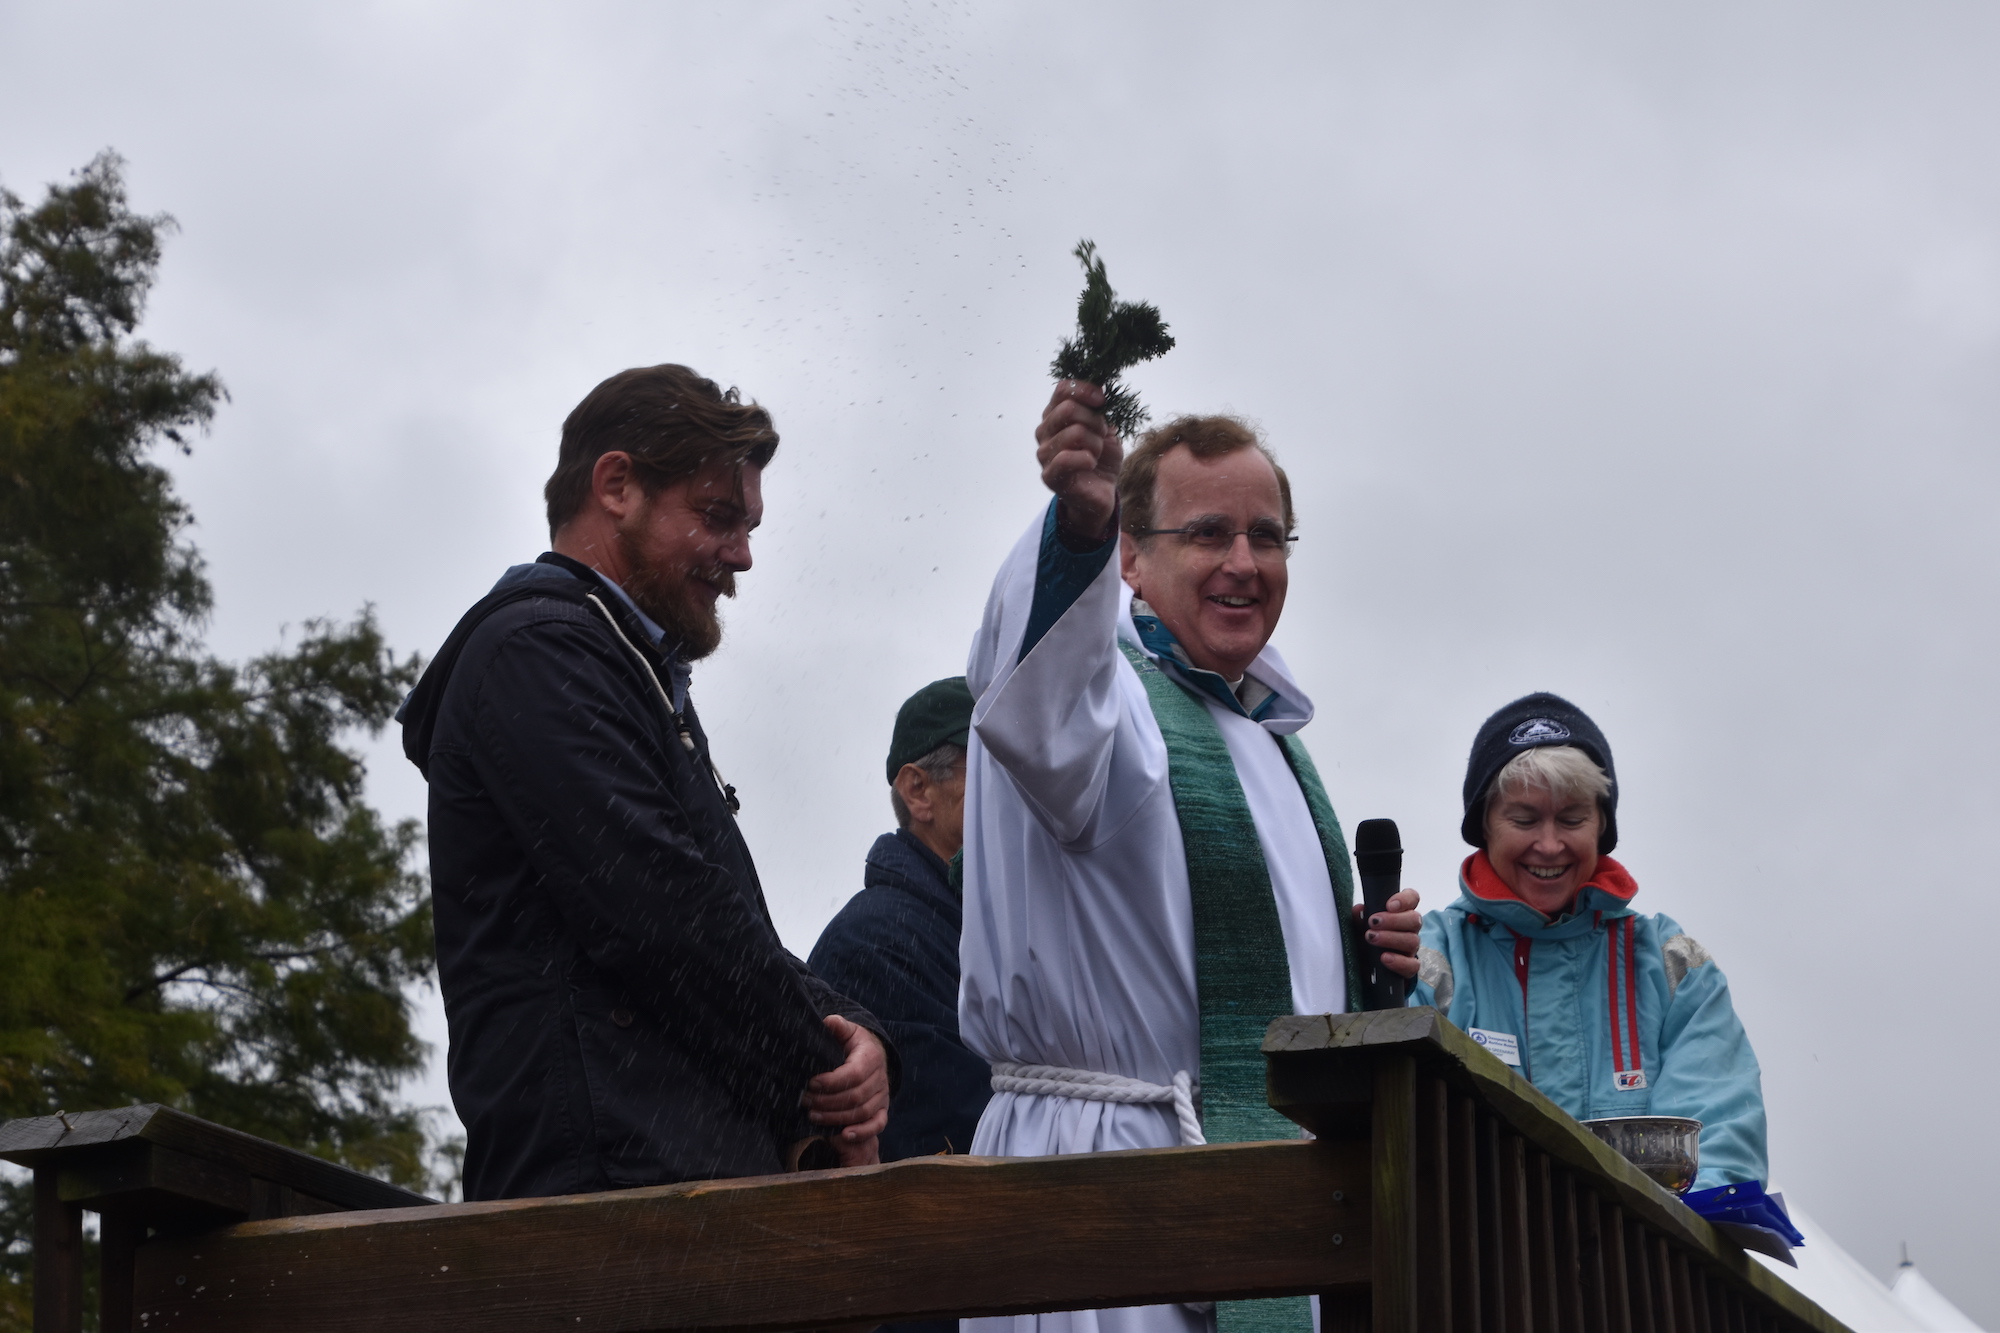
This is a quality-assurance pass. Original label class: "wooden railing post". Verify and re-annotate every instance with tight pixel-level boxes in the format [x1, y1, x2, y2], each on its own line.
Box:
[31, 1166, 83, 1333]
[99, 1205, 145, 1333]
[1370, 1054, 1417, 1333]
[1496, 1127, 1532, 1333]
[1447, 1095, 1481, 1330]
[4, 1105, 435, 1333]
[1414, 1074, 1451, 1333]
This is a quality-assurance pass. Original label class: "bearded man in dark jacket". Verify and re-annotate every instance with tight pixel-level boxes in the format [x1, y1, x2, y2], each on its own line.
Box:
[399, 364, 893, 1201]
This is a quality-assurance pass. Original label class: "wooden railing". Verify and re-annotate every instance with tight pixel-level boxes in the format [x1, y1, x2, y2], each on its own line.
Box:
[0, 1009, 1849, 1333]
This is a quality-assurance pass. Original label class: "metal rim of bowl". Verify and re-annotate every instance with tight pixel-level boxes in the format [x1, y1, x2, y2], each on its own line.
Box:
[1579, 1116, 1703, 1132]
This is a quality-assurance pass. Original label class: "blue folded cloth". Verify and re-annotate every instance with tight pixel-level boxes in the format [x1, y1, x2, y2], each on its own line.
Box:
[1683, 1181, 1805, 1261]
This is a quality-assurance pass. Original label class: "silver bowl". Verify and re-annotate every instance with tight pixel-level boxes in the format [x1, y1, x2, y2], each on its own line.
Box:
[1580, 1116, 1702, 1194]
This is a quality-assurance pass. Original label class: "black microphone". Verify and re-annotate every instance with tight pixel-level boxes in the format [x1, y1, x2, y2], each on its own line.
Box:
[1353, 818, 1408, 1011]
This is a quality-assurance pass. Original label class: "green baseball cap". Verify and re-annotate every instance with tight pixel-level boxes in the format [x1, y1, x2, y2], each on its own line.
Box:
[886, 676, 975, 783]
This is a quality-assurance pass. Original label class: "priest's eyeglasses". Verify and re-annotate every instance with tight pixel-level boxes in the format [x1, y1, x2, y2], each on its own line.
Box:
[1129, 519, 1298, 559]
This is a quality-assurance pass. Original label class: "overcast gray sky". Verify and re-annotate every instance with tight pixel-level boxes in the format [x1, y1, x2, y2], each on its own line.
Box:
[4, 0, 1996, 1321]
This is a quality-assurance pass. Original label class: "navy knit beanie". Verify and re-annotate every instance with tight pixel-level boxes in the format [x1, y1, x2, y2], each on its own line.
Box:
[1460, 692, 1619, 854]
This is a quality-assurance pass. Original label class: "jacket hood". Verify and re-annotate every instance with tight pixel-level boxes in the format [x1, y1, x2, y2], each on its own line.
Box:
[398, 554, 653, 780]
[1450, 850, 1639, 939]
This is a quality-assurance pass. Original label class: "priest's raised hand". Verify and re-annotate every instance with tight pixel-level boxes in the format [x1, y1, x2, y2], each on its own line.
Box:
[1036, 379, 1122, 545]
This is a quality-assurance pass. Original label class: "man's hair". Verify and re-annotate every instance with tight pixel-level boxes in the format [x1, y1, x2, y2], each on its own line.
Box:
[544, 364, 780, 537]
[1485, 746, 1612, 816]
[1117, 414, 1294, 538]
[889, 742, 965, 830]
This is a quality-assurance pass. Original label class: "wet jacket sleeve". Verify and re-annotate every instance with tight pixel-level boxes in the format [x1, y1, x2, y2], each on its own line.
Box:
[466, 607, 846, 1120]
[1649, 943, 1769, 1190]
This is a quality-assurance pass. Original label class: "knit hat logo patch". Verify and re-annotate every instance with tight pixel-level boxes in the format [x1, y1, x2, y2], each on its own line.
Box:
[1509, 718, 1571, 746]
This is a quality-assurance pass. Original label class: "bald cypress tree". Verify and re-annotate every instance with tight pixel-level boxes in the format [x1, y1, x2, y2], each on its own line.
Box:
[0, 155, 435, 1327]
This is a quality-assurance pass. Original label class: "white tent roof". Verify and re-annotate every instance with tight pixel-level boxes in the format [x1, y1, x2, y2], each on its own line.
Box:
[1891, 1264, 1984, 1332]
[1748, 1203, 1985, 1331]
[1751, 1204, 1935, 1331]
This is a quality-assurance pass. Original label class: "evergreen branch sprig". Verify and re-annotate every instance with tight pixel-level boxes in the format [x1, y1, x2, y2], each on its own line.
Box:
[1050, 239, 1175, 438]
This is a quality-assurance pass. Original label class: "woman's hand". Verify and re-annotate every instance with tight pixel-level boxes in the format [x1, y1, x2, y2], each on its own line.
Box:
[1354, 888, 1424, 978]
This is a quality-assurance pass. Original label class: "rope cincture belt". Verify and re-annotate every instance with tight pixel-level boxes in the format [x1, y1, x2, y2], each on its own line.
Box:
[988, 1062, 1206, 1147]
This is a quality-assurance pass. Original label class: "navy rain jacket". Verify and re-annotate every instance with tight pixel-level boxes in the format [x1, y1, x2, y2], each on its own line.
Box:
[400, 553, 891, 1200]
[809, 831, 991, 1162]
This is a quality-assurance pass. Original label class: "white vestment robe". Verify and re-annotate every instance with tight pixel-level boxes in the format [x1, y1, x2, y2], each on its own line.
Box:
[959, 510, 1350, 1333]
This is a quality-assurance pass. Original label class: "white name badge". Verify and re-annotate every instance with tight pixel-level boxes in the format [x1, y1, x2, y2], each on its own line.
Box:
[1468, 1028, 1521, 1067]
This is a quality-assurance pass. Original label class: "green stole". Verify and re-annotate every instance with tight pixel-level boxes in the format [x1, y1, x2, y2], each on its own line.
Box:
[1120, 644, 1358, 1333]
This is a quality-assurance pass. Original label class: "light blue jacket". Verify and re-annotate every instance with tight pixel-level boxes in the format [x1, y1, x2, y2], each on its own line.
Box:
[1409, 853, 1768, 1190]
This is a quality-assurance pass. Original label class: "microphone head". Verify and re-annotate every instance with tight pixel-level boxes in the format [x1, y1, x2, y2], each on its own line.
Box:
[1353, 818, 1403, 876]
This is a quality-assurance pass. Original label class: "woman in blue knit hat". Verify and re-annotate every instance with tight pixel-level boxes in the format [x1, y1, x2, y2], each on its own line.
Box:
[1410, 692, 1770, 1192]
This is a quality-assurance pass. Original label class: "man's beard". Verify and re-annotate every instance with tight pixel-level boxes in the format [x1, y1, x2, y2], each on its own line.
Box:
[619, 541, 737, 662]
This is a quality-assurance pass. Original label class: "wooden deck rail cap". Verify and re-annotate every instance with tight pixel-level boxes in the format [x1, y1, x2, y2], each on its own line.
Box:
[130, 1139, 1368, 1333]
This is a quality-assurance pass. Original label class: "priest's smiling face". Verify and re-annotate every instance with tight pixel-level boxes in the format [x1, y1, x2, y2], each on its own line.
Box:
[1120, 444, 1290, 682]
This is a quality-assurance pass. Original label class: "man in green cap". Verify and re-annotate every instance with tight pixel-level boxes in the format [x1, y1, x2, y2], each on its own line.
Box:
[809, 678, 991, 1177]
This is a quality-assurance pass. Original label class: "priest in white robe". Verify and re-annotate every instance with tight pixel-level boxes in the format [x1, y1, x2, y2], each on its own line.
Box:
[959, 383, 1424, 1333]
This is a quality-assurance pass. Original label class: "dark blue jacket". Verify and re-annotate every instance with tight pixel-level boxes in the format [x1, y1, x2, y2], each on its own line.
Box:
[399, 554, 890, 1200]
[810, 831, 990, 1161]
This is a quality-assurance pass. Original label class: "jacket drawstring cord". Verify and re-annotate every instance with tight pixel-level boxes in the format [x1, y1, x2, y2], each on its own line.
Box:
[1607, 915, 1643, 1088]
[584, 593, 741, 815]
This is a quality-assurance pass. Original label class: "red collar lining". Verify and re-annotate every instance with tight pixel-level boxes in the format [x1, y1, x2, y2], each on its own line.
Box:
[1460, 850, 1639, 907]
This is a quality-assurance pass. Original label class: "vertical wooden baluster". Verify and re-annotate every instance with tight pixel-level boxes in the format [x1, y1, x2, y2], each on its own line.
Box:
[32, 1167, 83, 1333]
[1601, 1203, 1632, 1333]
[98, 1207, 144, 1333]
[1686, 1264, 1712, 1333]
[1552, 1168, 1587, 1333]
[1626, 1221, 1657, 1333]
[1648, 1232, 1680, 1328]
[1414, 1074, 1451, 1333]
[1449, 1095, 1483, 1333]
[1656, 1248, 1688, 1328]
[1575, 1187, 1607, 1333]
[1688, 1264, 1720, 1328]
[1526, 1151, 1559, 1333]
[1371, 1055, 1419, 1333]
[1476, 1114, 1506, 1333]
[1497, 1130, 1532, 1333]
